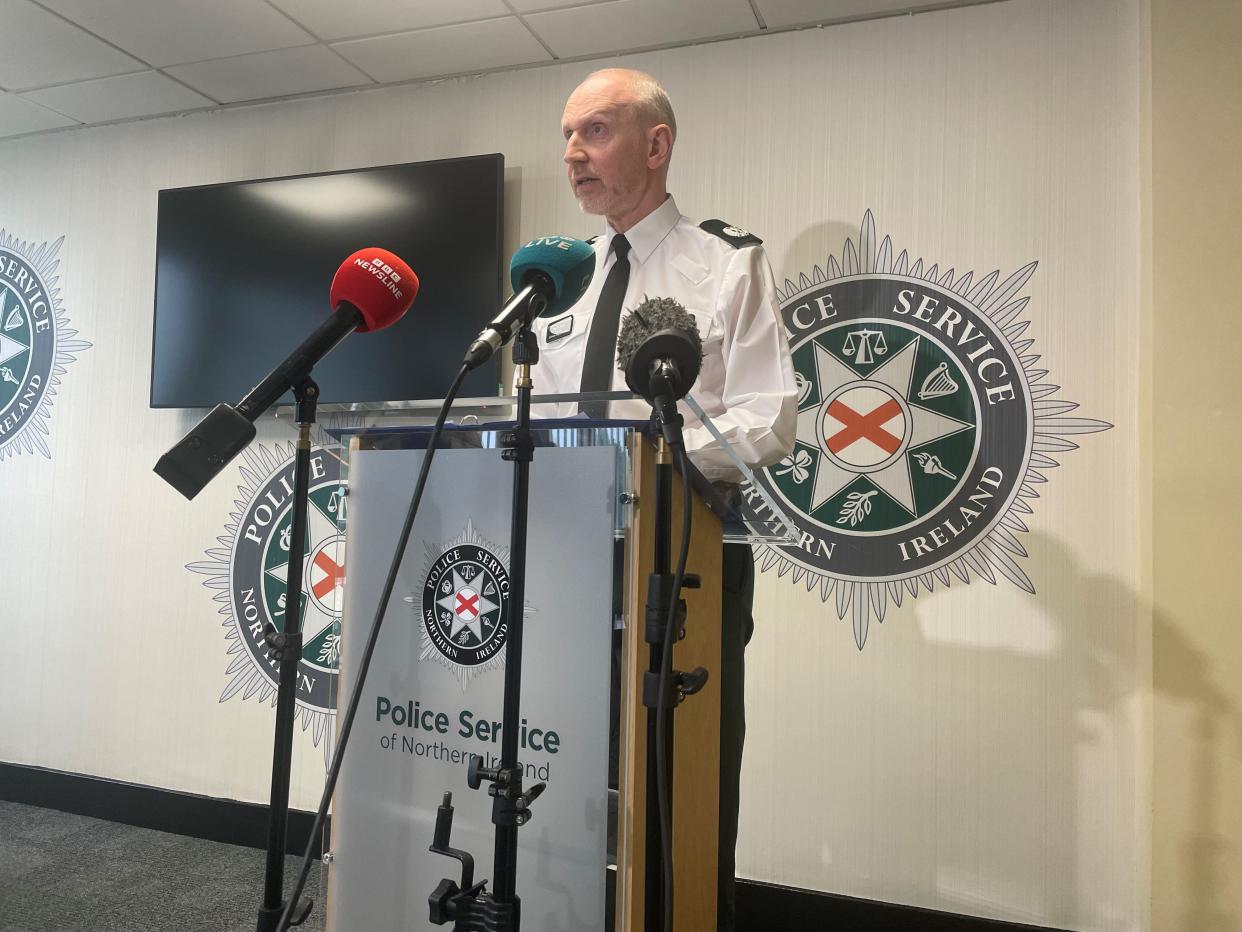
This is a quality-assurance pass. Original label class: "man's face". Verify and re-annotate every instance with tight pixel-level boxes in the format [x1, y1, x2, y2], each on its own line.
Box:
[561, 77, 650, 218]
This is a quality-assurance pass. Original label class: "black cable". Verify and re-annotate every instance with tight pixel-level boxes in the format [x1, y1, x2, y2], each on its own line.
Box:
[274, 363, 471, 932]
[655, 442, 693, 932]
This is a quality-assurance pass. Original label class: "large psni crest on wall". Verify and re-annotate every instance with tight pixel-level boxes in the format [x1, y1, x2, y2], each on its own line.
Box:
[0, 232, 90, 460]
[187, 434, 348, 762]
[743, 212, 1111, 648]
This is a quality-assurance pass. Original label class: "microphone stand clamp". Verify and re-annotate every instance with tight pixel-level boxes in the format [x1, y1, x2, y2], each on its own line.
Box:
[645, 363, 687, 449]
[640, 570, 708, 710]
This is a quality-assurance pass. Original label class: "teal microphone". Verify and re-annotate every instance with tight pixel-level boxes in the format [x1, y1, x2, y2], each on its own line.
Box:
[463, 235, 595, 369]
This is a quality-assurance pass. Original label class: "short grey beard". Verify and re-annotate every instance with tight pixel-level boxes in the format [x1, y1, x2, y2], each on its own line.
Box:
[576, 195, 613, 216]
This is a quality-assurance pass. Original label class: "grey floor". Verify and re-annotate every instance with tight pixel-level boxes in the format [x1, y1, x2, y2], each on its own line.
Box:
[0, 802, 326, 932]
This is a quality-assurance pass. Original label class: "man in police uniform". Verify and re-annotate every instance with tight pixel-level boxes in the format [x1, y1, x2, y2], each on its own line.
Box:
[530, 68, 796, 930]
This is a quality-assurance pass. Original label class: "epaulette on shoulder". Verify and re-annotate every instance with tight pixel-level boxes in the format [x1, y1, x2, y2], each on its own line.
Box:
[699, 219, 762, 248]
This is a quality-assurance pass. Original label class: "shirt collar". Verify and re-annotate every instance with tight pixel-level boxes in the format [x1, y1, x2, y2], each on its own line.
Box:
[604, 195, 681, 265]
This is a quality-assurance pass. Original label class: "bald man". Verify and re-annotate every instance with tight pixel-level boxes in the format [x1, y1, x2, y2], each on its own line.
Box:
[528, 69, 797, 931]
[535, 69, 795, 476]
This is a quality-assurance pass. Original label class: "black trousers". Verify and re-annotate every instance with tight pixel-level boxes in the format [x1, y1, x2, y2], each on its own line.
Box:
[716, 541, 754, 932]
[609, 542, 754, 932]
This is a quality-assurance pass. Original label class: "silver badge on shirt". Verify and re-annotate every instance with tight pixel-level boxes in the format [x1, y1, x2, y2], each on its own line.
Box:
[545, 314, 574, 343]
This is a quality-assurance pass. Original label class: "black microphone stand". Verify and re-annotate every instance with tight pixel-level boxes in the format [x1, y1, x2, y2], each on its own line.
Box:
[153, 289, 401, 931]
[256, 377, 318, 931]
[428, 324, 546, 932]
[642, 428, 677, 931]
[640, 373, 709, 932]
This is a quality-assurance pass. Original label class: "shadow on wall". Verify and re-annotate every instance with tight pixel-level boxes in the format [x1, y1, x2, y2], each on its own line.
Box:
[906, 530, 1239, 931]
[1152, 589, 1242, 932]
[777, 222, 860, 289]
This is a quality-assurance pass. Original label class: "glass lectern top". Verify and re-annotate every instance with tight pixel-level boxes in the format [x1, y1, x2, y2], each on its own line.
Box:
[325, 408, 797, 546]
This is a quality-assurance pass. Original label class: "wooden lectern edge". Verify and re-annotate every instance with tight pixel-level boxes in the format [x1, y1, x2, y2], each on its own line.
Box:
[617, 434, 723, 932]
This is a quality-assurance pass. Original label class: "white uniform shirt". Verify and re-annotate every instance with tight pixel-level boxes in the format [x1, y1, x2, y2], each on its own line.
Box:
[524, 196, 797, 481]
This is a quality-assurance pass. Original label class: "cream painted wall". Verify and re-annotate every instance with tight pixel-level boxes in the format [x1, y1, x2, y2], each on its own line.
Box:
[0, 1, 1142, 928]
[1148, 1, 1242, 930]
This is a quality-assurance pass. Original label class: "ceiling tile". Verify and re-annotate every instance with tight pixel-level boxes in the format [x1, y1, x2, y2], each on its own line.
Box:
[524, 0, 758, 58]
[23, 71, 213, 124]
[332, 17, 551, 85]
[268, 0, 509, 41]
[0, 0, 142, 91]
[166, 45, 371, 103]
[36, 0, 316, 67]
[0, 93, 78, 137]
[505, 0, 612, 11]
[754, 0, 975, 28]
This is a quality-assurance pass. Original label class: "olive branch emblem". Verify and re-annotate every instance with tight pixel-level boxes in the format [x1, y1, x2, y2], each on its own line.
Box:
[316, 633, 340, 667]
[836, 490, 878, 527]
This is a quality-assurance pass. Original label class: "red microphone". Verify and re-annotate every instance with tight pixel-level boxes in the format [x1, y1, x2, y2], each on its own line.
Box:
[330, 247, 419, 332]
[155, 248, 419, 499]
[233, 247, 418, 421]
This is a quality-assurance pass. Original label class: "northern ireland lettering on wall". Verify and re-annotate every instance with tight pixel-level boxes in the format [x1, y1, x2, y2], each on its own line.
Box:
[744, 213, 1112, 648]
[187, 437, 346, 762]
[0, 232, 89, 460]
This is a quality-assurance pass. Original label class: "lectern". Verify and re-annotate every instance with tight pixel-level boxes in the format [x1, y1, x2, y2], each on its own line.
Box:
[319, 406, 787, 932]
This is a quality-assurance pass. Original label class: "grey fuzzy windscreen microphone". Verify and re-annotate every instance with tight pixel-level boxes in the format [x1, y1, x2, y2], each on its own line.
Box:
[616, 295, 703, 401]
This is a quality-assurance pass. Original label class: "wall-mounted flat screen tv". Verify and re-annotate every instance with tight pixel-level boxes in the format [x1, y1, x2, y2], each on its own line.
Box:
[151, 153, 503, 408]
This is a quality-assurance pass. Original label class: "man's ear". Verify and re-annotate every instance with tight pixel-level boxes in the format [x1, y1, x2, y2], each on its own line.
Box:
[647, 124, 673, 170]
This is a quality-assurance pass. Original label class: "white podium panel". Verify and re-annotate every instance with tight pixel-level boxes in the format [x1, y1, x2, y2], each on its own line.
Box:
[327, 443, 615, 932]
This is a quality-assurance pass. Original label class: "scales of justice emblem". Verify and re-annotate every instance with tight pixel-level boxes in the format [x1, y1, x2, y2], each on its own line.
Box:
[0, 232, 89, 461]
[743, 212, 1112, 648]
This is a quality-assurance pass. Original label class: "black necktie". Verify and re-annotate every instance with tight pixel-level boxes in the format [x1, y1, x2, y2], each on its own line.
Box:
[579, 234, 631, 418]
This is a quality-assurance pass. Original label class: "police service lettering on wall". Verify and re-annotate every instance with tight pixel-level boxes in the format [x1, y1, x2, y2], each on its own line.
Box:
[0, 232, 89, 460]
[744, 213, 1111, 648]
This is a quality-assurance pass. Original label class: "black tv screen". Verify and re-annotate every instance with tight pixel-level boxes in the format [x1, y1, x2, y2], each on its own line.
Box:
[151, 154, 503, 408]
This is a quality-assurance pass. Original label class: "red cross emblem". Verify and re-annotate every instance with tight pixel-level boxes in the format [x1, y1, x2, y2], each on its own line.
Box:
[826, 398, 903, 455]
[311, 551, 345, 600]
[455, 590, 480, 619]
